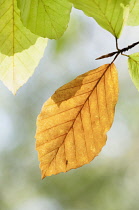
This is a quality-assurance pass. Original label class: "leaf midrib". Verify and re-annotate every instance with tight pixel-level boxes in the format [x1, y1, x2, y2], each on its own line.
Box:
[45, 64, 111, 171]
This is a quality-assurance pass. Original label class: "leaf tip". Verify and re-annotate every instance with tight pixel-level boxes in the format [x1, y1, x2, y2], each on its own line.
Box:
[41, 169, 49, 179]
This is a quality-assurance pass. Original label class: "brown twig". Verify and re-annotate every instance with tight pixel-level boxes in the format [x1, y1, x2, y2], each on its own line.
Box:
[96, 40, 139, 60]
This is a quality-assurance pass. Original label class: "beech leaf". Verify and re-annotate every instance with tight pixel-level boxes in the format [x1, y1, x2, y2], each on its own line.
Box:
[69, 0, 130, 38]
[128, 53, 139, 91]
[0, 0, 48, 94]
[127, 0, 139, 26]
[35, 64, 119, 178]
[17, 0, 72, 39]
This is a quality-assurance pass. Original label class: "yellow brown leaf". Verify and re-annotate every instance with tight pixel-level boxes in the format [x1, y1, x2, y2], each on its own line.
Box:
[35, 63, 119, 178]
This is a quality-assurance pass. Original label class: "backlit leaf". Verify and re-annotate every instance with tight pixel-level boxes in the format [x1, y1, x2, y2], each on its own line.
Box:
[17, 0, 72, 39]
[35, 63, 119, 178]
[69, 0, 130, 38]
[127, 0, 139, 26]
[128, 53, 139, 91]
[0, 0, 48, 94]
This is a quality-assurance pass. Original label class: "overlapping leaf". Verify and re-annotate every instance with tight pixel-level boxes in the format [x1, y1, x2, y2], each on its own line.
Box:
[69, 0, 130, 38]
[17, 0, 72, 39]
[0, 0, 48, 94]
[128, 53, 139, 91]
[127, 0, 139, 26]
[35, 63, 119, 178]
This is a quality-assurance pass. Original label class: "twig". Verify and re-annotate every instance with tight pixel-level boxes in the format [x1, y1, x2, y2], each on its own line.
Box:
[96, 40, 139, 61]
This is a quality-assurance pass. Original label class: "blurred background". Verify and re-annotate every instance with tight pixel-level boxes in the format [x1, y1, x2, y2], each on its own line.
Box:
[0, 8, 139, 210]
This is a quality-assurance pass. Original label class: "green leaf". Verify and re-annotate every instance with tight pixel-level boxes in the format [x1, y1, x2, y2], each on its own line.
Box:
[69, 0, 130, 38]
[17, 0, 72, 39]
[0, 0, 48, 94]
[127, 0, 139, 26]
[0, 0, 40, 56]
[128, 53, 139, 91]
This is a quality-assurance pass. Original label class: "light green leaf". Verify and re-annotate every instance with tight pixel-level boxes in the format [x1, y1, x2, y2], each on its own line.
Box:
[69, 0, 130, 38]
[128, 53, 139, 91]
[0, 0, 48, 94]
[17, 0, 72, 39]
[127, 0, 139, 26]
[0, 0, 39, 56]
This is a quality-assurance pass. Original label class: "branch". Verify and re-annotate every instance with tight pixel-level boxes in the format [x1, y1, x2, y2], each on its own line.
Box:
[96, 41, 139, 60]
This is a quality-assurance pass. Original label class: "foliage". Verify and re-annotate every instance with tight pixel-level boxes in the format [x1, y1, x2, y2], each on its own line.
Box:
[127, 0, 139, 25]
[0, 0, 48, 94]
[1, 0, 139, 94]
[69, 0, 130, 38]
[17, 0, 72, 39]
[1, 0, 139, 178]
[128, 53, 139, 91]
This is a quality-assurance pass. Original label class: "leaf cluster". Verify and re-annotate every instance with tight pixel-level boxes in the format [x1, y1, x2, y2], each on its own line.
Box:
[1, 0, 139, 178]
[34, 0, 139, 178]
[1, 0, 139, 93]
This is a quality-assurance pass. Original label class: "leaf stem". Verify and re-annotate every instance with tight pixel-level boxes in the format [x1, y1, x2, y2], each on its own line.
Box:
[115, 38, 119, 51]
